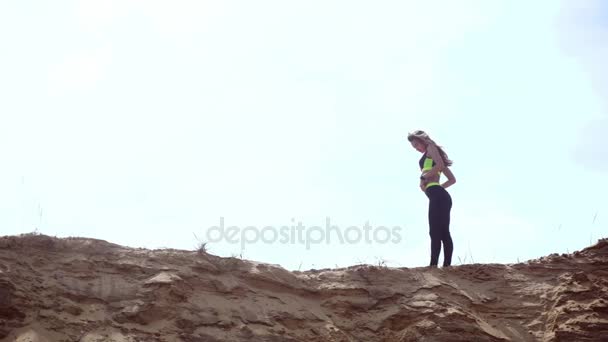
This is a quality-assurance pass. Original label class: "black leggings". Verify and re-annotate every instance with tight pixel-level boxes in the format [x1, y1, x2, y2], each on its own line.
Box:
[425, 185, 453, 266]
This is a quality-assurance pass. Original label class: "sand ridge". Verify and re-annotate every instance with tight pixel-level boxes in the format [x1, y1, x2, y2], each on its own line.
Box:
[0, 234, 607, 341]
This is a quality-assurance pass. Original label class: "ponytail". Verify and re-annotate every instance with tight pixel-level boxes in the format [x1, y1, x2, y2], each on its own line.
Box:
[427, 139, 453, 167]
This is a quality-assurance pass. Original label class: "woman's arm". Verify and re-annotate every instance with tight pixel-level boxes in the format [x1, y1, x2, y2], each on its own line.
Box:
[441, 166, 456, 188]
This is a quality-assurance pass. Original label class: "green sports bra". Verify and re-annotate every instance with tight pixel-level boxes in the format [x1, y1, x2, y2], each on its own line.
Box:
[419, 153, 441, 189]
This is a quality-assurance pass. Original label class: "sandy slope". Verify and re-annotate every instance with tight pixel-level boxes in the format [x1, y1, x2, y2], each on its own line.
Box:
[0, 233, 607, 341]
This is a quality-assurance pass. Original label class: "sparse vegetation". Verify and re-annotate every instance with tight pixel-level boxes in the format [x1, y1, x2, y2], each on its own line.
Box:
[457, 241, 475, 265]
[197, 241, 208, 254]
[192, 232, 209, 255]
[375, 257, 388, 268]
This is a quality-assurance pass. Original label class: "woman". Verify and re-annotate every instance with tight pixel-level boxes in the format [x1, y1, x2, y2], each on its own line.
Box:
[407, 130, 456, 267]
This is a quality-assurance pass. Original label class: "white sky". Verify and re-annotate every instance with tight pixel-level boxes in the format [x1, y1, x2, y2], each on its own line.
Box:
[1, 0, 606, 270]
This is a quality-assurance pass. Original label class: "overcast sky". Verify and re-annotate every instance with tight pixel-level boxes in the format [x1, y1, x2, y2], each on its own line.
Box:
[1, 0, 606, 270]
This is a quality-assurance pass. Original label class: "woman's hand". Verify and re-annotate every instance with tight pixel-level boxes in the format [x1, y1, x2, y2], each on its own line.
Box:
[421, 171, 439, 184]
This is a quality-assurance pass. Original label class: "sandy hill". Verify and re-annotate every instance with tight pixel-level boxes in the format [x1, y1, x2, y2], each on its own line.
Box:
[0, 233, 607, 342]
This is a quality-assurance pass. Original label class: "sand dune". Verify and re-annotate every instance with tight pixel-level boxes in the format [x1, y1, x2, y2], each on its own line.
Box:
[0, 233, 607, 341]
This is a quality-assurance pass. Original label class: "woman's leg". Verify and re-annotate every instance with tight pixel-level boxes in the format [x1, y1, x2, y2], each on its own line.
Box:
[439, 191, 453, 267]
[428, 189, 443, 266]
[428, 187, 453, 267]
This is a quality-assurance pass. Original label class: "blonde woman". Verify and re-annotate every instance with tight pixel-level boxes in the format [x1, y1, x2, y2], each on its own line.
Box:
[407, 130, 457, 267]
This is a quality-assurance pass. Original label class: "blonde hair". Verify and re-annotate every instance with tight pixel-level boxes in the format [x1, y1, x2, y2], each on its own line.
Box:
[407, 130, 453, 166]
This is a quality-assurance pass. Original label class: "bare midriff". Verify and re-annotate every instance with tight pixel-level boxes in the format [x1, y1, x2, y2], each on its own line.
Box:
[421, 174, 441, 189]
